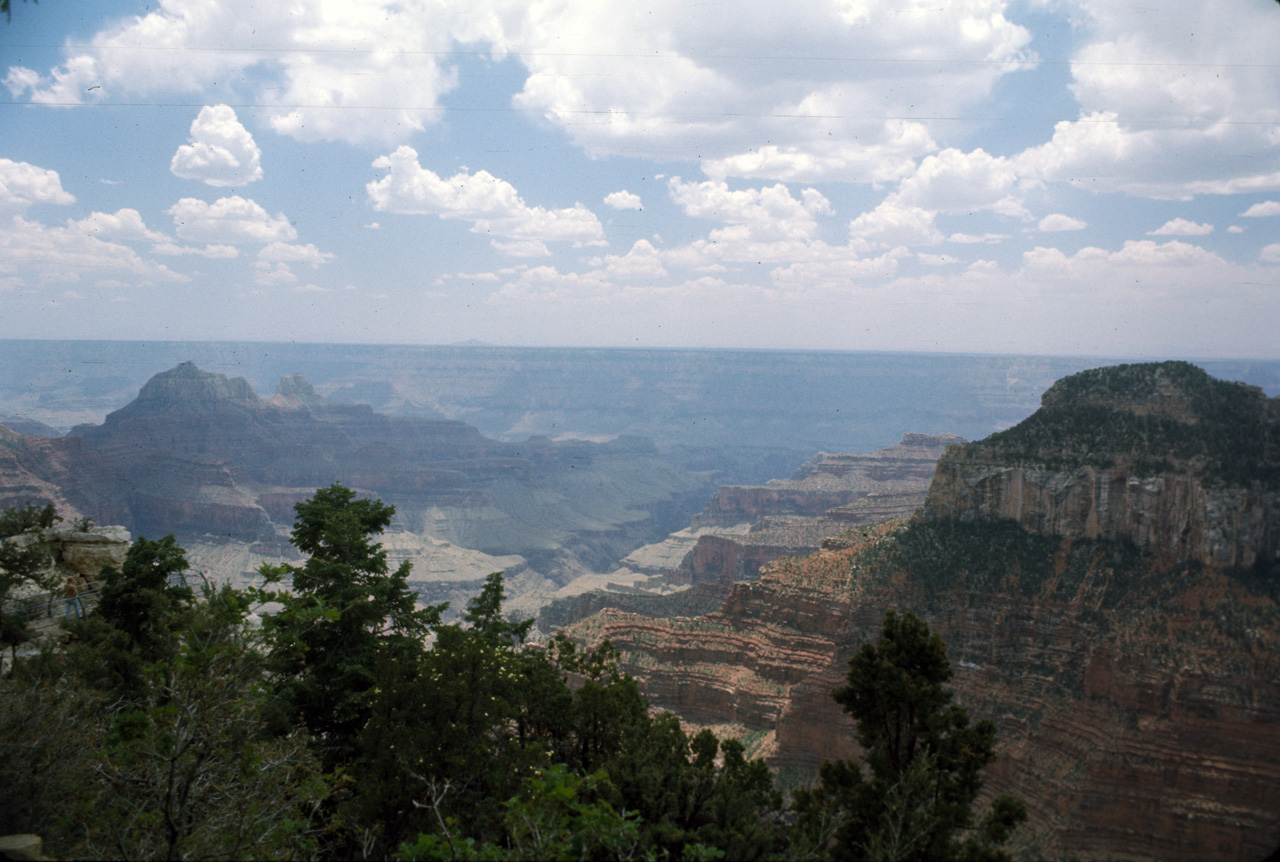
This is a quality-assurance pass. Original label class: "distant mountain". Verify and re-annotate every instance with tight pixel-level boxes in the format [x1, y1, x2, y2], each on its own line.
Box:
[5, 362, 712, 598]
[8, 340, 1278, 488]
[565, 362, 1280, 861]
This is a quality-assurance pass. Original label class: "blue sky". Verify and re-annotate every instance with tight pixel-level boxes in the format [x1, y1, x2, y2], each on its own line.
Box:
[1, 0, 1278, 357]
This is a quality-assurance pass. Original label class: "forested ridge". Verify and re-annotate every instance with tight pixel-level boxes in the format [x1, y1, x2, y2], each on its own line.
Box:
[0, 487, 1023, 860]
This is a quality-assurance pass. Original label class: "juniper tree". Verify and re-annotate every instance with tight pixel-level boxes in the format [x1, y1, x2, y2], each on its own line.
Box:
[793, 610, 1027, 861]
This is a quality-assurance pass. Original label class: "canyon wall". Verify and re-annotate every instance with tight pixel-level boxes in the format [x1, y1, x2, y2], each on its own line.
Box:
[537, 434, 959, 632]
[565, 362, 1280, 861]
[927, 456, 1280, 570]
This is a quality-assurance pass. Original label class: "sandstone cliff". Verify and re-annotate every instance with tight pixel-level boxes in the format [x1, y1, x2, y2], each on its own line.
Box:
[564, 363, 1280, 861]
[694, 433, 962, 526]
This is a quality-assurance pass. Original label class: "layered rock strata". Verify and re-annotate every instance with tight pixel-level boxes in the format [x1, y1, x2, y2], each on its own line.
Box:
[538, 435, 958, 631]
[564, 363, 1280, 861]
[693, 434, 962, 527]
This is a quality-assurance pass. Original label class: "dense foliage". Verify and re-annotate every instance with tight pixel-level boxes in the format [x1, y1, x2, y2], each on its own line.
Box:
[0, 502, 59, 669]
[0, 491, 1022, 859]
[0, 501, 59, 538]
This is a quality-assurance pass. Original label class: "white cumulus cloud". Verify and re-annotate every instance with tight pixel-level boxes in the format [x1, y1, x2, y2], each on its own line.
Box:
[168, 196, 297, 244]
[604, 191, 643, 211]
[68, 209, 167, 242]
[507, 0, 1031, 181]
[6, 1, 471, 145]
[367, 146, 605, 249]
[254, 261, 299, 286]
[1241, 201, 1280, 218]
[668, 178, 830, 243]
[1148, 218, 1213, 236]
[848, 202, 942, 249]
[1261, 244, 1280, 264]
[171, 105, 263, 187]
[258, 242, 334, 268]
[152, 242, 239, 259]
[1014, 0, 1280, 199]
[490, 240, 552, 258]
[893, 148, 1026, 217]
[0, 158, 76, 212]
[596, 240, 668, 280]
[0, 217, 186, 285]
[7, 0, 1032, 170]
[1038, 214, 1087, 232]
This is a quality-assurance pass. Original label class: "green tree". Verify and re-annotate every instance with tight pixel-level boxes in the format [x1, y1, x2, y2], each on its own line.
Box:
[0, 668, 103, 857]
[793, 610, 1026, 861]
[63, 534, 195, 698]
[352, 573, 550, 853]
[606, 715, 783, 860]
[95, 535, 193, 657]
[397, 764, 645, 861]
[0, 501, 59, 537]
[0, 503, 59, 673]
[88, 583, 327, 860]
[256, 484, 443, 772]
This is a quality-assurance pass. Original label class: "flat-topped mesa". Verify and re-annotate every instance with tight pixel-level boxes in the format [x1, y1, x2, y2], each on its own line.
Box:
[926, 361, 1280, 568]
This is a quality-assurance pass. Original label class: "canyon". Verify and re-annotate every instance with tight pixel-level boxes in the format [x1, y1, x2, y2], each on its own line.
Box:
[564, 361, 1280, 861]
[4, 346, 1280, 859]
[2, 362, 712, 609]
[536, 432, 960, 632]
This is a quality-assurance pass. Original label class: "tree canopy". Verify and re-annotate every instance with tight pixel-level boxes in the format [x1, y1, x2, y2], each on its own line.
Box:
[0, 494, 1024, 860]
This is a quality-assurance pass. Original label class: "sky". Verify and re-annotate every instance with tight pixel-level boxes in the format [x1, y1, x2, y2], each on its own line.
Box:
[0, 0, 1278, 358]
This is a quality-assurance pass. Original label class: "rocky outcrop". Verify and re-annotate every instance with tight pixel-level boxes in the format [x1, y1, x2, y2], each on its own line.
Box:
[565, 363, 1280, 861]
[45, 526, 130, 578]
[928, 361, 1280, 569]
[6, 525, 131, 594]
[673, 533, 810, 585]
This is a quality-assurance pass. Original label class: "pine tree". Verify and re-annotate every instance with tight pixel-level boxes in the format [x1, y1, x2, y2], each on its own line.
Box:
[793, 610, 1027, 861]
[256, 483, 443, 771]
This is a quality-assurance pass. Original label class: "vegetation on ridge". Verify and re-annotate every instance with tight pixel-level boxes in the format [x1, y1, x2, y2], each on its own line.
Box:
[971, 361, 1279, 486]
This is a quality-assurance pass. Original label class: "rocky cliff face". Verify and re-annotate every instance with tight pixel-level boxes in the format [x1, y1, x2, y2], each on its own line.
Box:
[564, 363, 1280, 861]
[927, 361, 1280, 569]
[0, 423, 126, 527]
[927, 458, 1280, 569]
[6, 524, 131, 593]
